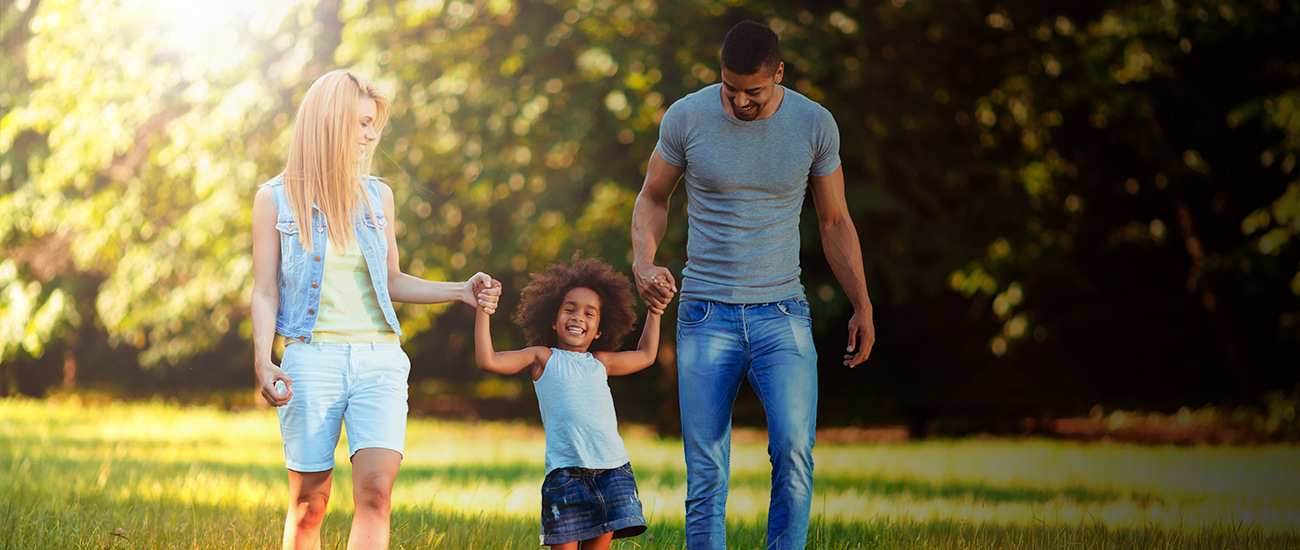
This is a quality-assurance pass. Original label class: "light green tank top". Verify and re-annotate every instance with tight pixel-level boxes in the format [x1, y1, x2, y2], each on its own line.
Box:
[310, 240, 398, 343]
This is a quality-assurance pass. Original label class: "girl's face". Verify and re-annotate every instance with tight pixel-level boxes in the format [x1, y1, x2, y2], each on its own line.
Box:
[552, 287, 602, 352]
[353, 97, 378, 164]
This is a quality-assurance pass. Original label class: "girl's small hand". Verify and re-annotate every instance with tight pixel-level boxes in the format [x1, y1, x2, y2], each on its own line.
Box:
[478, 279, 502, 314]
[467, 272, 502, 314]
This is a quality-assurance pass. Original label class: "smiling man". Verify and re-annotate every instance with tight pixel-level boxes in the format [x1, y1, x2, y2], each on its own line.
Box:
[630, 20, 875, 550]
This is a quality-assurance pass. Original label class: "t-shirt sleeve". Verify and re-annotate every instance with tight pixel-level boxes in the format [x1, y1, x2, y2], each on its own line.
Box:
[654, 100, 688, 168]
[810, 108, 841, 177]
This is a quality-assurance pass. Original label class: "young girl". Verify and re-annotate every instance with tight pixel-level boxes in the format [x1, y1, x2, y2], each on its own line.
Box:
[250, 69, 500, 550]
[474, 254, 666, 550]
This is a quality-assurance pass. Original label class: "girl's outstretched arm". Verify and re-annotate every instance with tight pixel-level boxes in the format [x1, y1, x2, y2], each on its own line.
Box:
[599, 311, 661, 376]
[475, 306, 549, 377]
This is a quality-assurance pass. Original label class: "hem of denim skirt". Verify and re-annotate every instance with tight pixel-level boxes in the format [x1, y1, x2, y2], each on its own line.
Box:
[541, 516, 647, 545]
[610, 518, 648, 540]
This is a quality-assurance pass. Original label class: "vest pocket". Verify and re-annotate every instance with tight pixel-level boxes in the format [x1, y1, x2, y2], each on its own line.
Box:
[361, 213, 387, 229]
[275, 219, 307, 271]
[358, 213, 388, 257]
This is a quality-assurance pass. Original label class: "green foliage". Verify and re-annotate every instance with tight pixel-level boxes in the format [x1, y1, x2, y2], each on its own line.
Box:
[2, 0, 1298, 419]
[1088, 383, 1300, 441]
[0, 0, 318, 367]
[934, 0, 1300, 361]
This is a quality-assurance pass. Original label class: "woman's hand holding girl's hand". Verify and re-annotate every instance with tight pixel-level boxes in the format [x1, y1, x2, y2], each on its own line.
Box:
[256, 359, 293, 407]
[466, 272, 502, 314]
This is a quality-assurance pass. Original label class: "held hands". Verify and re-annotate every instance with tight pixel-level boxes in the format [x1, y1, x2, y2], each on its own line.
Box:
[467, 272, 502, 314]
[843, 309, 876, 368]
[633, 263, 677, 315]
[256, 360, 293, 407]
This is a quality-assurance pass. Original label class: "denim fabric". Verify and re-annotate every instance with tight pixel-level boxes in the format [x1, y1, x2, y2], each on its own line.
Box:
[676, 297, 818, 550]
[540, 463, 647, 545]
[276, 342, 410, 472]
[265, 176, 401, 343]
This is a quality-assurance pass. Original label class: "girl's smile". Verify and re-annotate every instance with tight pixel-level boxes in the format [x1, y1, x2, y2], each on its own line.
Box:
[553, 287, 602, 351]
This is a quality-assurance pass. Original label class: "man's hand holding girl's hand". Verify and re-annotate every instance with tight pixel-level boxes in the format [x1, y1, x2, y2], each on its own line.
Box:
[633, 263, 677, 315]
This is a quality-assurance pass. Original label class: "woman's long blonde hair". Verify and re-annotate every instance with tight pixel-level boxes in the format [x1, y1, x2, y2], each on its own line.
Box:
[282, 69, 391, 252]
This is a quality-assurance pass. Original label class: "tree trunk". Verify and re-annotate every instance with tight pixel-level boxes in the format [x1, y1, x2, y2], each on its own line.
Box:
[1173, 198, 1252, 396]
[61, 348, 76, 389]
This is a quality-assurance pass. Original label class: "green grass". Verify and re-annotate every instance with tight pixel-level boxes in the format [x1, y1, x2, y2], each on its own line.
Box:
[2, 397, 1298, 549]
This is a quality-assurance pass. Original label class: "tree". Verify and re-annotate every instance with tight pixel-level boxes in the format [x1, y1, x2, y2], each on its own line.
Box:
[3, 0, 1296, 433]
[0, 0, 337, 389]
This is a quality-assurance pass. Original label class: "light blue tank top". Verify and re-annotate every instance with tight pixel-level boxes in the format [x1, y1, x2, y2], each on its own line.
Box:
[534, 348, 630, 473]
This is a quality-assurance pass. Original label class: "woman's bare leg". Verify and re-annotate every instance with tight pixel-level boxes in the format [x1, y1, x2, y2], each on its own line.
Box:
[284, 469, 333, 550]
[346, 448, 402, 550]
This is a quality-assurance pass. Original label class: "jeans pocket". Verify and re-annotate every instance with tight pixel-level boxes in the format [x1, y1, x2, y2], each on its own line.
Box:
[543, 468, 579, 492]
[776, 297, 812, 321]
[677, 301, 712, 328]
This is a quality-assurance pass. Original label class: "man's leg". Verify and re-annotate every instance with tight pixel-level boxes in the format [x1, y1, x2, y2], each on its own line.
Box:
[677, 301, 746, 550]
[748, 298, 818, 550]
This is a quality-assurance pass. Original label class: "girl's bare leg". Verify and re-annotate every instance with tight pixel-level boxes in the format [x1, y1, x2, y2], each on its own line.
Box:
[550, 532, 614, 550]
[579, 532, 614, 550]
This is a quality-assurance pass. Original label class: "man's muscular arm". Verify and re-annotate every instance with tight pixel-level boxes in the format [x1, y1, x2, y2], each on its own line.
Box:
[810, 166, 874, 367]
[631, 150, 683, 314]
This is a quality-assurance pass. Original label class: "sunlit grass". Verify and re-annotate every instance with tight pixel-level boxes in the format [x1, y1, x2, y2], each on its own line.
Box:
[2, 397, 1298, 549]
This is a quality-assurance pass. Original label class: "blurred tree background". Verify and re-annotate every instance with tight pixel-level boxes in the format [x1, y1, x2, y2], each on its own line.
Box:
[2, 0, 1297, 436]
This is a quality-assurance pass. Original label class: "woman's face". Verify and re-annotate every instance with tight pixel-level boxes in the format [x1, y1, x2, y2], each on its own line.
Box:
[354, 97, 378, 164]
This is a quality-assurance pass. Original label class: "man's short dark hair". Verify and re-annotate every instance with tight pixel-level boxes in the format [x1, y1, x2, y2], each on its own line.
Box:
[721, 21, 781, 76]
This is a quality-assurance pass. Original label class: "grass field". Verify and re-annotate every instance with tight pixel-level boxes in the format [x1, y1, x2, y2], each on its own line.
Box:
[2, 397, 1298, 549]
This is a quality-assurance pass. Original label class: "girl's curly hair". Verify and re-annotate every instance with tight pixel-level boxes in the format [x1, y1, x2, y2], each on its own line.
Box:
[513, 252, 637, 352]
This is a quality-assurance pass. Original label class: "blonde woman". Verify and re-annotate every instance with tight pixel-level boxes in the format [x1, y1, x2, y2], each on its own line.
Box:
[251, 69, 500, 550]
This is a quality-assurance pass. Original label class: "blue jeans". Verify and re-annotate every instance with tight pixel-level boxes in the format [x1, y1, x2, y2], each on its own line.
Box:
[676, 297, 818, 550]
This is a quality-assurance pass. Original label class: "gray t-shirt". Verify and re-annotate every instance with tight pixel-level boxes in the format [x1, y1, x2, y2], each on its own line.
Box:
[655, 84, 841, 304]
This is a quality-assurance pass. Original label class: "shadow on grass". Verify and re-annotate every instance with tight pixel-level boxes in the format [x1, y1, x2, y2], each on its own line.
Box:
[4, 482, 1297, 550]
[3, 444, 1163, 516]
[399, 461, 539, 487]
[630, 463, 1161, 506]
[0, 451, 289, 496]
[0, 483, 287, 550]
[1, 445, 542, 496]
[808, 518, 1300, 550]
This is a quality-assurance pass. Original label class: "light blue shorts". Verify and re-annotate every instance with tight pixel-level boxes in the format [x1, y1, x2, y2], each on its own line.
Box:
[276, 342, 411, 472]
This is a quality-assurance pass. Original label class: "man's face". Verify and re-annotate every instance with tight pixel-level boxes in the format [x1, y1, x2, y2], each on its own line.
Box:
[720, 62, 784, 121]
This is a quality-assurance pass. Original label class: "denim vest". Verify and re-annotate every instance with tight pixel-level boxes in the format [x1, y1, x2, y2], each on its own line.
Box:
[265, 176, 402, 343]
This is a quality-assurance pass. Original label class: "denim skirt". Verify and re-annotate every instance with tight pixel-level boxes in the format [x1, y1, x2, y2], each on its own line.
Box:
[539, 462, 647, 545]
